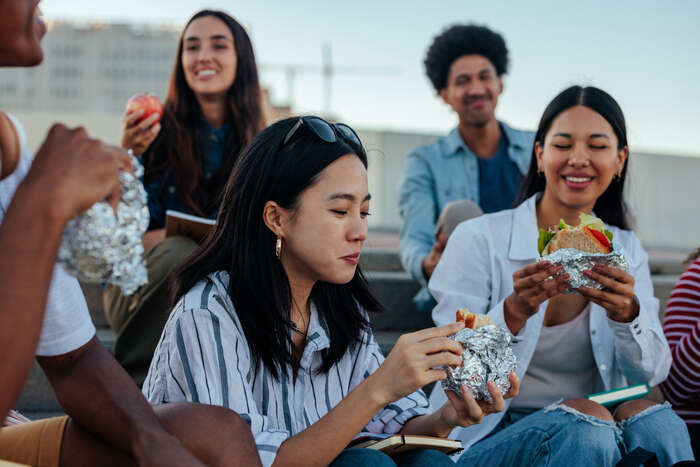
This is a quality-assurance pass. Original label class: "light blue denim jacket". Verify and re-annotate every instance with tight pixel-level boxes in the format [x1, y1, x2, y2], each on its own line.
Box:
[398, 122, 534, 307]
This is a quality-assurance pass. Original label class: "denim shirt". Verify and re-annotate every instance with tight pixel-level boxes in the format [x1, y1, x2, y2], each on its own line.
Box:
[397, 122, 534, 307]
[143, 120, 231, 230]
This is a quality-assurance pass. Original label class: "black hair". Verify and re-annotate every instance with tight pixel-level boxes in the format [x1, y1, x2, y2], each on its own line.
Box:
[171, 117, 385, 380]
[515, 85, 631, 230]
[424, 24, 509, 92]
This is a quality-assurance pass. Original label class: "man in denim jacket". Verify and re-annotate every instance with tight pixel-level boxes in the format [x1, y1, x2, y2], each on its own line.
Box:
[398, 24, 534, 311]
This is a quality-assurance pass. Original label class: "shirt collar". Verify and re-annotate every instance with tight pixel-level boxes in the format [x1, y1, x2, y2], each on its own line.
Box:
[200, 119, 231, 142]
[443, 128, 469, 157]
[508, 192, 542, 261]
[443, 121, 525, 158]
[500, 122, 527, 151]
[305, 302, 331, 352]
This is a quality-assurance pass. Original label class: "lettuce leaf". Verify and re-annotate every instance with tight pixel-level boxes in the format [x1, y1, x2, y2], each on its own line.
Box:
[579, 212, 605, 232]
[538, 228, 556, 255]
[558, 219, 570, 230]
[604, 229, 613, 242]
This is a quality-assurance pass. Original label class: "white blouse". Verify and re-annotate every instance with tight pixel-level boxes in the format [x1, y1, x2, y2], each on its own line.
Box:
[428, 193, 671, 450]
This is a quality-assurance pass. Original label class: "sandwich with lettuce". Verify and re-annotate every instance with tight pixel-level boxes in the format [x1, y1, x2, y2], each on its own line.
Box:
[538, 212, 613, 256]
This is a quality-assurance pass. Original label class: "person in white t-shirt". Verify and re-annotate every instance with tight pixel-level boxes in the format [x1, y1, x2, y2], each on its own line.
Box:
[0, 3, 260, 466]
[428, 85, 694, 466]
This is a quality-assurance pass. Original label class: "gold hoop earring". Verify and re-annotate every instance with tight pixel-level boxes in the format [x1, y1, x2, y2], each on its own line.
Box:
[615, 171, 622, 181]
[275, 237, 282, 259]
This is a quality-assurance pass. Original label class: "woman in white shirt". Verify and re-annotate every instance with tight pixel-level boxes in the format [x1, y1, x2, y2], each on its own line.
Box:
[429, 86, 694, 466]
[143, 116, 518, 467]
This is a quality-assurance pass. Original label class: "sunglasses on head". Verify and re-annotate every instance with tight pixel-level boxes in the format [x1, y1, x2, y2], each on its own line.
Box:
[282, 116, 363, 149]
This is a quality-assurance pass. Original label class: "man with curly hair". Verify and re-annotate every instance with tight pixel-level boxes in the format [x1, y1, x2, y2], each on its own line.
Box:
[398, 24, 534, 312]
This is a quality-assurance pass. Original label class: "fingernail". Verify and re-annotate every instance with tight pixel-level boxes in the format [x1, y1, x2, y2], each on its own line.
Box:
[541, 261, 551, 267]
[562, 273, 570, 280]
[456, 321, 465, 329]
[583, 270, 591, 276]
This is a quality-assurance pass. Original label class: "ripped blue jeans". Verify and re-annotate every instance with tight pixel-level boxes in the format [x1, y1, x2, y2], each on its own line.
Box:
[455, 402, 694, 467]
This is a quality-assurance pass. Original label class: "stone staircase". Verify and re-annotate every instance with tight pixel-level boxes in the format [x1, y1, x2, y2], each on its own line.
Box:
[14, 249, 686, 419]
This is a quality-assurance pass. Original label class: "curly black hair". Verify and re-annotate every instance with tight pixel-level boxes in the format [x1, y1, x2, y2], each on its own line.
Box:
[424, 24, 509, 92]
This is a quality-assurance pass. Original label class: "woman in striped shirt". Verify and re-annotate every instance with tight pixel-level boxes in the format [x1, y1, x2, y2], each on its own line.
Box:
[143, 116, 518, 466]
[660, 250, 700, 457]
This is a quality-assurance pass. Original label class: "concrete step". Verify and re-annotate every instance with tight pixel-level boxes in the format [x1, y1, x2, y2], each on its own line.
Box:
[78, 254, 683, 335]
[364, 271, 430, 331]
[79, 282, 108, 329]
[359, 248, 687, 274]
[653, 275, 678, 318]
[366, 270, 678, 329]
[648, 258, 686, 276]
[360, 249, 404, 272]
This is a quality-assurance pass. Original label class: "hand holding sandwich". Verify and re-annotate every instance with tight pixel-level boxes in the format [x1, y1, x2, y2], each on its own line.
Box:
[504, 261, 571, 334]
[578, 264, 639, 322]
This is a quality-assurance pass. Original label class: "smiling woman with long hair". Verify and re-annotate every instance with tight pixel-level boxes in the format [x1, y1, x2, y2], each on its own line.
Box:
[104, 9, 265, 385]
[427, 86, 695, 466]
[143, 116, 518, 467]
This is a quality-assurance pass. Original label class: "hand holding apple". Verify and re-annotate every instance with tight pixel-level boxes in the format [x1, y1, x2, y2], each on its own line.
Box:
[121, 93, 163, 156]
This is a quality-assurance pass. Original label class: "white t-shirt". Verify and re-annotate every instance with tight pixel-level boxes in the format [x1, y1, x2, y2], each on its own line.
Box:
[0, 115, 95, 356]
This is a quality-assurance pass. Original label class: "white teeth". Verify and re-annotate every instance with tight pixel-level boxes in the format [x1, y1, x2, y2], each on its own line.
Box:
[198, 70, 216, 77]
[566, 176, 591, 183]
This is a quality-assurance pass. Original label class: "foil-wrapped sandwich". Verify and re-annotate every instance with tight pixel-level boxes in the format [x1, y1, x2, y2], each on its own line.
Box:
[57, 155, 149, 295]
[443, 309, 517, 403]
[538, 212, 628, 291]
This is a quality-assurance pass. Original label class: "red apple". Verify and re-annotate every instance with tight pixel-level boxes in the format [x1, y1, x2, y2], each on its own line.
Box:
[125, 93, 163, 124]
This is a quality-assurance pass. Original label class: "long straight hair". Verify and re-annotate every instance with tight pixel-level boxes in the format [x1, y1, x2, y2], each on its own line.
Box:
[172, 118, 385, 380]
[143, 10, 265, 216]
[515, 85, 631, 229]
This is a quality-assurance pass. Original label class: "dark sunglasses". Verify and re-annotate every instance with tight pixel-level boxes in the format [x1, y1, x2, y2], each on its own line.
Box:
[282, 116, 363, 149]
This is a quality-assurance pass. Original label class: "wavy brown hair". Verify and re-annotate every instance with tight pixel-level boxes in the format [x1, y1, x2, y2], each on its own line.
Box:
[143, 9, 265, 216]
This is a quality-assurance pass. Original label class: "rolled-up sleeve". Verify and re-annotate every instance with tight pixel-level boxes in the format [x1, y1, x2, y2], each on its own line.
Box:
[606, 235, 671, 386]
[348, 331, 431, 434]
[145, 306, 288, 467]
[398, 149, 437, 285]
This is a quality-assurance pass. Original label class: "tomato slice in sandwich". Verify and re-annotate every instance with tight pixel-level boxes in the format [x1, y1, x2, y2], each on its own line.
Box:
[584, 226, 611, 250]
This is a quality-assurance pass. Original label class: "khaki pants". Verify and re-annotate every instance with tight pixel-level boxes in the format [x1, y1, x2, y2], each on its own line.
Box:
[0, 417, 68, 467]
[104, 236, 198, 386]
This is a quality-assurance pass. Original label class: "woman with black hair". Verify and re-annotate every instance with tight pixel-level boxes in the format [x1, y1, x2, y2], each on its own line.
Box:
[428, 86, 695, 465]
[105, 9, 266, 385]
[143, 116, 518, 467]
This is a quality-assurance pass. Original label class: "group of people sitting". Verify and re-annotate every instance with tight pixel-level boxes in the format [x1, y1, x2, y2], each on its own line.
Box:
[0, 2, 697, 466]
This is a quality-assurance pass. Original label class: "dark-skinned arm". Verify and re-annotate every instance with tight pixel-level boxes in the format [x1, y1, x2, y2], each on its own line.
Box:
[0, 183, 66, 422]
[38, 336, 204, 466]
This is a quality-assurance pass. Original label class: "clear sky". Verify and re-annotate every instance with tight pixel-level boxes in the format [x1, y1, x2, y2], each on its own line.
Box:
[42, 0, 700, 156]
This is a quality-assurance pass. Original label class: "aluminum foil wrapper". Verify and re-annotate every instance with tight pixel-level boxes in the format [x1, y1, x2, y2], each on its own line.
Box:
[442, 324, 517, 403]
[539, 243, 628, 293]
[57, 156, 149, 295]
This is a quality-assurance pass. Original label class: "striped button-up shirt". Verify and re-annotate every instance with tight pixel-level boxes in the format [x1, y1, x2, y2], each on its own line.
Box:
[143, 271, 430, 466]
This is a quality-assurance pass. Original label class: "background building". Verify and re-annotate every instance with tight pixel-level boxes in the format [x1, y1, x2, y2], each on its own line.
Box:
[1, 20, 699, 252]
